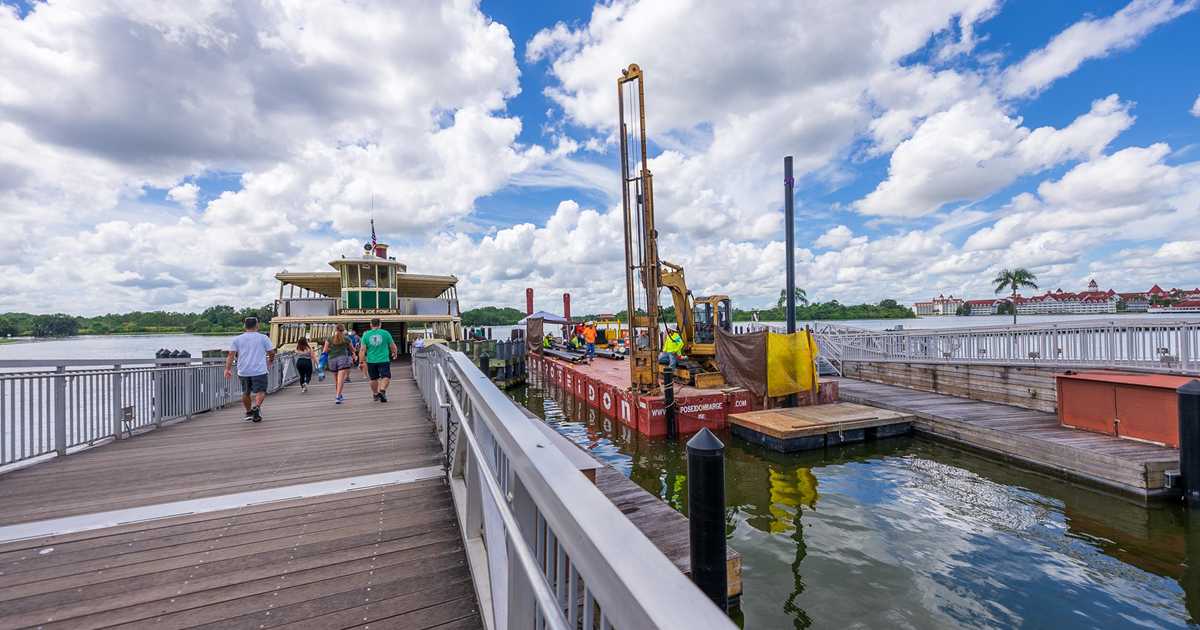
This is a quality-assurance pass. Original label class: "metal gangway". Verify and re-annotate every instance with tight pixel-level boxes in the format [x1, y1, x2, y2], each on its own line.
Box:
[813, 318, 1200, 375]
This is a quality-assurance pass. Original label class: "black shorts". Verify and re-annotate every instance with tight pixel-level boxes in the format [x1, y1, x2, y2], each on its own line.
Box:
[367, 362, 392, 380]
[240, 374, 268, 394]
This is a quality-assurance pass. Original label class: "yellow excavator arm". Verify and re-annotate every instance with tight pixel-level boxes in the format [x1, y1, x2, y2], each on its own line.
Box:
[658, 260, 694, 350]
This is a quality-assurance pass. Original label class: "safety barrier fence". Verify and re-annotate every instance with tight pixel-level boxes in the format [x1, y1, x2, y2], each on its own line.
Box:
[0, 354, 296, 469]
[413, 345, 733, 630]
[813, 318, 1200, 375]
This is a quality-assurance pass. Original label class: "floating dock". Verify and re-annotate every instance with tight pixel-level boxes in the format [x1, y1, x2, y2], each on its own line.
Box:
[729, 402, 915, 453]
[836, 377, 1180, 499]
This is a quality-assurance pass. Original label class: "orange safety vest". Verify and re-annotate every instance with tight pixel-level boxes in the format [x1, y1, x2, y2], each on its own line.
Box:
[583, 326, 597, 343]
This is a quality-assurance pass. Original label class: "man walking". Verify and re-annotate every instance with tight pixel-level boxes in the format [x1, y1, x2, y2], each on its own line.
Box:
[359, 318, 397, 403]
[224, 317, 276, 422]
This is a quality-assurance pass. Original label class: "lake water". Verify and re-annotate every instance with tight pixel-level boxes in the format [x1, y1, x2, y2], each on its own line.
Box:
[511, 377, 1200, 629]
[0, 334, 238, 362]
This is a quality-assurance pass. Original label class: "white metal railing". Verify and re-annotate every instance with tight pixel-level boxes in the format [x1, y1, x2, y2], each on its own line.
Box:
[412, 345, 733, 630]
[0, 354, 296, 469]
[814, 318, 1200, 374]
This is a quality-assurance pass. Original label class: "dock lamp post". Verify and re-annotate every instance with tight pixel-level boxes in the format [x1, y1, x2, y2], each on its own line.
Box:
[687, 428, 728, 612]
[1180, 380, 1200, 507]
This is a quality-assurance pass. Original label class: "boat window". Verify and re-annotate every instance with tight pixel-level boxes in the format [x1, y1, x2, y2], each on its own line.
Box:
[345, 265, 359, 288]
[347, 290, 360, 309]
[377, 265, 392, 289]
[362, 290, 378, 309]
[341, 266, 349, 287]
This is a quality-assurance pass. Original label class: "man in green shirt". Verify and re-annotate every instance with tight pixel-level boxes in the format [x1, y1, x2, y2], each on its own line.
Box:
[359, 318, 398, 403]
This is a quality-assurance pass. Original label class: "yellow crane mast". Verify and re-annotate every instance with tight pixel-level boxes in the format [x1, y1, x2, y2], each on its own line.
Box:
[617, 63, 732, 391]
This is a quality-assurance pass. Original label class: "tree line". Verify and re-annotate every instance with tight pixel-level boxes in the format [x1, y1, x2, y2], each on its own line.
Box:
[0, 304, 276, 338]
[461, 290, 915, 327]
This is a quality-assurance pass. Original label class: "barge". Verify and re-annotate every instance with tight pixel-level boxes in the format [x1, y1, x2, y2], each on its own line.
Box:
[528, 352, 839, 438]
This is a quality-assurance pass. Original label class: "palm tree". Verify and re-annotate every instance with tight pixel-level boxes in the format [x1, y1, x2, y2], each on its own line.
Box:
[993, 268, 1038, 325]
[777, 287, 808, 309]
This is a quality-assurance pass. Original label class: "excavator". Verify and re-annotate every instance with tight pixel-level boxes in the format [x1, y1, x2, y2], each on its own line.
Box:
[617, 63, 732, 391]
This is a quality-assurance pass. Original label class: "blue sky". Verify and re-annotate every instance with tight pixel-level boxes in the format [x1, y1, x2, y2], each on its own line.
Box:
[0, 0, 1198, 314]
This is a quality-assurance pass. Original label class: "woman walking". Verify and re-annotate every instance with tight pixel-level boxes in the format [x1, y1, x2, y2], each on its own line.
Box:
[323, 324, 354, 404]
[294, 337, 318, 393]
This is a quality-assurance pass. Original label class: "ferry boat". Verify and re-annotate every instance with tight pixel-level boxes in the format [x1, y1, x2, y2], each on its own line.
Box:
[269, 239, 463, 353]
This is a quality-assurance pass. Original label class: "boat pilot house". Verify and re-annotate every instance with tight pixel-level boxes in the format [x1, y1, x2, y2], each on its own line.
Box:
[269, 242, 463, 354]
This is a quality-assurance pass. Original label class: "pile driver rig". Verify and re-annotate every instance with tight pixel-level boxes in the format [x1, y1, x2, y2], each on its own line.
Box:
[617, 64, 732, 392]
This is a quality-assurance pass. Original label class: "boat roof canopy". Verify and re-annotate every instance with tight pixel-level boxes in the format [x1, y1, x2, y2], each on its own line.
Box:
[275, 271, 458, 299]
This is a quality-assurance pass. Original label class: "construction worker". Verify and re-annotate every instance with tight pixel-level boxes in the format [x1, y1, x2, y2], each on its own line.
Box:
[542, 333, 553, 349]
[583, 321, 597, 361]
[660, 327, 684, 369]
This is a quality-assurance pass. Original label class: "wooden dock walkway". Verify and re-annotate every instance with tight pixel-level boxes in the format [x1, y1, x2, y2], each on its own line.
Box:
[835, 377, 1180, 499]
[0, 364, 484, 629]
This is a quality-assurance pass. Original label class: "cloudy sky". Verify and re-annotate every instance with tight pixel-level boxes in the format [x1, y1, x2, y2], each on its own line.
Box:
[1, 0, 1198, 316]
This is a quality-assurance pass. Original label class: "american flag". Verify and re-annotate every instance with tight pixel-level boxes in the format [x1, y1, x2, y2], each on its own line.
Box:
[369, 218, 377, 249]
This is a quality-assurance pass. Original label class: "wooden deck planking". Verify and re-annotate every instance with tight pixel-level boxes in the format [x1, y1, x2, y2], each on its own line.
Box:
[0, 362, 484, 629]
[835, 377, 1179, 497]
[0, 480, 481, 629]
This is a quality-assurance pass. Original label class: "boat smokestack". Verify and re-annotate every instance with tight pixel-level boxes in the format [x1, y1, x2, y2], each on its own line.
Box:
[563, 293, 571, 321]
[526, 288, 534, 315]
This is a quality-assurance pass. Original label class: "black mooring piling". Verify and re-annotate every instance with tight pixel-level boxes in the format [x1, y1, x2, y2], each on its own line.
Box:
[687, 427, 727, 612]
[1180, 380, 1200, 507]
[784, 156, 796, 335]
[664, 366, 677, 440]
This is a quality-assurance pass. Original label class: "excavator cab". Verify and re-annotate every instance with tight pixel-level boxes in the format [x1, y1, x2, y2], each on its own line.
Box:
[691, 295, 731, 355]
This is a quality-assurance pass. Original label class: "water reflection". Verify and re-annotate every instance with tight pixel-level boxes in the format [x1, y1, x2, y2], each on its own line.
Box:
[512, 377, 1198, 628]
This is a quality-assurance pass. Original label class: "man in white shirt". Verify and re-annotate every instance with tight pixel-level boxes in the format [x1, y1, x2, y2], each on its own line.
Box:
[224, 317, 276, 422]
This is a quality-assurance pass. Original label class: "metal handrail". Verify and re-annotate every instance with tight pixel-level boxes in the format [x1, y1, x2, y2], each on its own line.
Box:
[815, 318, 1200, 374]
[412, 345, 734, 630]
[0, 354, 297, 469]
[433, 364, 568, 630]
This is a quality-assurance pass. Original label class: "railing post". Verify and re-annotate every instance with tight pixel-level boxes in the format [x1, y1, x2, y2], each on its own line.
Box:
[153, 369, 164, 427]
[111, 365, 123, 439]
[687, 428, 728, 612]
[185, 366, 195, 420]
[1181, 380, 1200, 507]
[507, 475, 539, 628]
[54, 366, 67, 455]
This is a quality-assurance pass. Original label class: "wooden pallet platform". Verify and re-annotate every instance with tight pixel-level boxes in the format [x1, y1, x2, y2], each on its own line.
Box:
[835, 377, 1179, 499]
[729, 402, 914, 452]
[0, 363, 484, 629]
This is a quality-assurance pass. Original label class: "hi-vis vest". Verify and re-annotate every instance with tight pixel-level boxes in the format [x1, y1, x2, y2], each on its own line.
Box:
[663, 333, 684, 355]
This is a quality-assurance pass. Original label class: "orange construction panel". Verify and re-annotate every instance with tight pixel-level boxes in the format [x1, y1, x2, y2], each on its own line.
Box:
[1115, 385, 1180, 447]
[1057, 378, 1116, 436]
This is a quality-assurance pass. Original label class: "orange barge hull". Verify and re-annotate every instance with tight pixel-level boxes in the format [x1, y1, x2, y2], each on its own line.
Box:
[529, 354, 837, 438]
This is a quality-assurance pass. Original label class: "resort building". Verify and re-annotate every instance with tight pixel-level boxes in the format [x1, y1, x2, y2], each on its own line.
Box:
[963, 299, 1001, 315]
[913, 294, 964, 316]
[945, 279, 1200, 316]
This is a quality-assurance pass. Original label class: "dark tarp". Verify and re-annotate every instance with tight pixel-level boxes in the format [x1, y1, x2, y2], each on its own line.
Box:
[526, 318, 544, 355]
[716, 328, 767, 399]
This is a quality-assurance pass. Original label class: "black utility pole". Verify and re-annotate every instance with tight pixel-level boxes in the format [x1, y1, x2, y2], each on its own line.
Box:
[784, 156, 796, 334]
